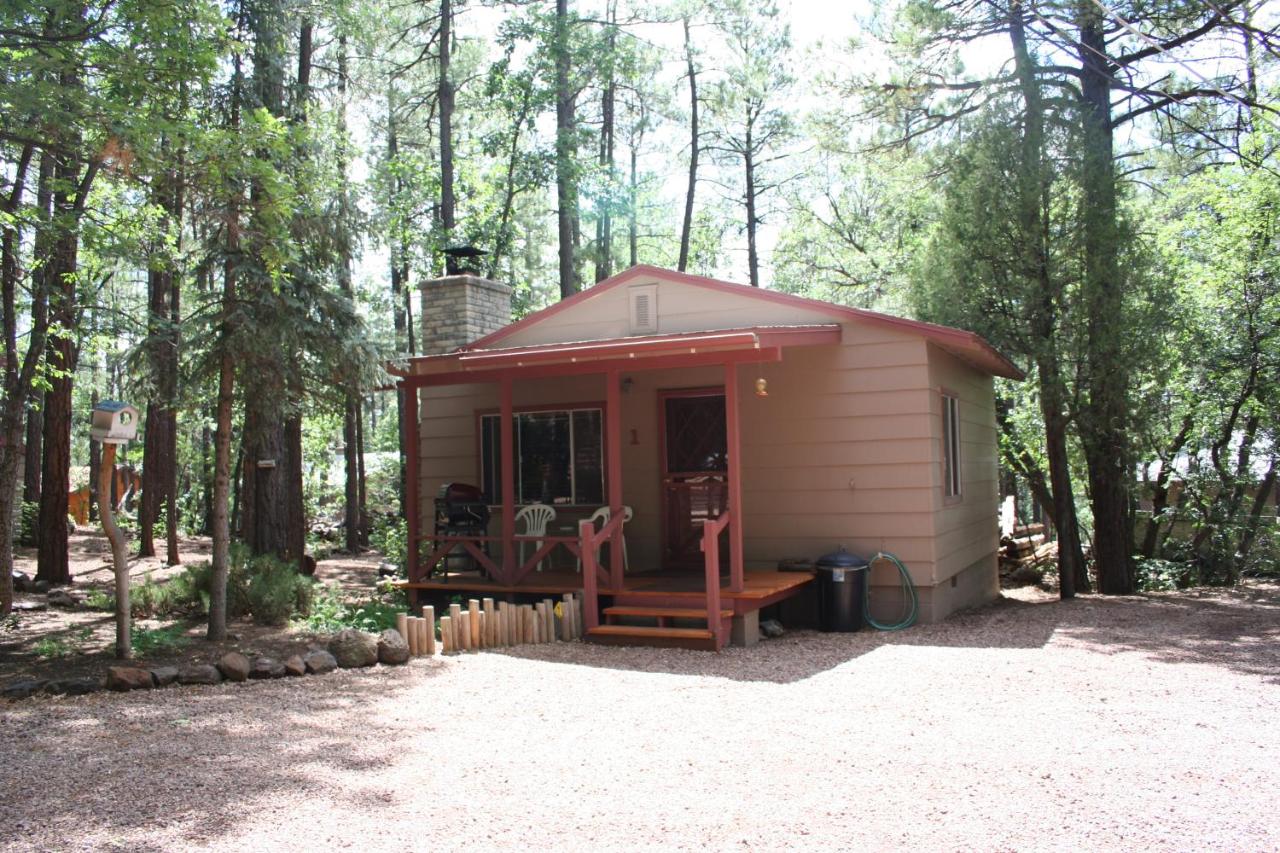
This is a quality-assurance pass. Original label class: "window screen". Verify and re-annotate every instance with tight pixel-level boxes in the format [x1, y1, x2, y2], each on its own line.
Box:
[942, 394, 961, 498]
[480, 407, 605, 505]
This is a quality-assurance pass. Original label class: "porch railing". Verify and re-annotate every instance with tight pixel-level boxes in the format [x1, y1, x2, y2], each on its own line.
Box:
[414, 532, 584, 586]
[579, 513, 624, 632]
[700, 512, 728, 647]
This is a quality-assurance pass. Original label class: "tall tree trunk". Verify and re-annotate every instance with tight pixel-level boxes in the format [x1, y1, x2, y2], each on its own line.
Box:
[1076, 8, 1134, 594]
[139, 156, 180, 560]
[594, 3, 616, 283]
[629, 130, 639, 267]
[23, 399, 42, 508]
[743, 107, 760, 288]
[338, 35, 361, 554]
[678, 15, 698, 272]
[356, 398, 368, 546]
[36, 146, 86, 586]
[439, 0, 455, 241]
[554, 0, 579, 298]
[1010, 0, 1086, 596]
[0, 144, 38, 616]
[21, 155, 54, 517]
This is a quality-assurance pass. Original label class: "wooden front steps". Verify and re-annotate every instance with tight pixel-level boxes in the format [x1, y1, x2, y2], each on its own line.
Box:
[587, 604, 732, 651]
[603, 605, 733, 623]
[585, 624, 719, 651]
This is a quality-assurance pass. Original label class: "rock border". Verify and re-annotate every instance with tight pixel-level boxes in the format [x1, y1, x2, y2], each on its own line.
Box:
[1, 628, 412, 702]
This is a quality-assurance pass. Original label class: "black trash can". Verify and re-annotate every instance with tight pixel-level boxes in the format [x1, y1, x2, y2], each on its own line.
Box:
[815, 547, 869, 632]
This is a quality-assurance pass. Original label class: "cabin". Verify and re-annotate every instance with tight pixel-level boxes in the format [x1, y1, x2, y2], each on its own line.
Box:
[390, 264, 1023, 650]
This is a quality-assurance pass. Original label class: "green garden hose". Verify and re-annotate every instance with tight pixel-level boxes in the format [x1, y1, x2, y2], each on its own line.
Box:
[864, 551, 918, 631]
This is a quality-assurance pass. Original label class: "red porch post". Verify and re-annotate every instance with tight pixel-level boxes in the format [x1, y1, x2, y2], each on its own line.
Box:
[402, 383, 421, 586]
[605, 368, 624, 590]
[499, 376, 516, 584]
[724, 361, 744, 593]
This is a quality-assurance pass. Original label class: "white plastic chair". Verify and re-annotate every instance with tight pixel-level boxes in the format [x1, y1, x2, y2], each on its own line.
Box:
[515, 503, 557, 571]
[577, 505, 633, 573]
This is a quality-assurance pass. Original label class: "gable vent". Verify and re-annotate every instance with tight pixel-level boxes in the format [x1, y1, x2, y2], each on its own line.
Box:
[629, 284, 658, 334]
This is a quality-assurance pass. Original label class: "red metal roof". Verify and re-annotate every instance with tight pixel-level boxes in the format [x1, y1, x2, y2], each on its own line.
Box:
[463, 265, 1024, 380]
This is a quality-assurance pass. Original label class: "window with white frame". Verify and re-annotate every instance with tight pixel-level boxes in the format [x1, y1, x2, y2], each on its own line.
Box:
[942, 393, 961, 499]
[479, 407, 604, 506]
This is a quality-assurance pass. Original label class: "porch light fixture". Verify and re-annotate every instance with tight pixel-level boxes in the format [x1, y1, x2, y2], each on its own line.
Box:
[755, 377, 769, 397]
[621, 376, 633, 394]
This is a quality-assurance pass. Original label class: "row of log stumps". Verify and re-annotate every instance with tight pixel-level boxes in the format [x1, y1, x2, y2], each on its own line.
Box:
[409, 593, 585, 656]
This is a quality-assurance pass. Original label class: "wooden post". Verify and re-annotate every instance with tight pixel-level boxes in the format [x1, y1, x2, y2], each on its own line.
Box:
[440, 615, 452, 653]
[524, 605, 535, 644]
[99, 443, 132, 659]
[423, 606, 436, 655]
[459, 612, 471, 651]
[575, 595, 584, 640]
[483, 597, 495, 646]
[499, 377, 516, 583]
[562, 593, 575, 640]
[579, 519, 599, 632]
[402, 384, 421, 583]
[605, 368, 624, 591]
[449, 603, 462, 649]
[724, 361, 744, 593]
[469, 599, 481, 649]
[400, 614, 417, 656]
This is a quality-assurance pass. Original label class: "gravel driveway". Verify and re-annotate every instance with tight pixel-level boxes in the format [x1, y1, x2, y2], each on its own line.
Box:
[2, 585, 1277, 851]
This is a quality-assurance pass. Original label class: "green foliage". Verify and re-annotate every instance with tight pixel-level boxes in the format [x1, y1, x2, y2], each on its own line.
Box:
[33, 628, 94, 660]
[245, 554, 314, 626]
[129, 623, 190, 658]
[1133, 557, 1197, 592]
[369, 516, 407, 577]
[298, 582, 405, 634]
[17, 502, 39, 548]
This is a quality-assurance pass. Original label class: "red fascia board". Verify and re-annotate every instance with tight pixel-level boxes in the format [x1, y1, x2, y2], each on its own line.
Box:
[398, 347, 785, 388]
[454, 325, 840, 369]
[464, 264, 1023, 380]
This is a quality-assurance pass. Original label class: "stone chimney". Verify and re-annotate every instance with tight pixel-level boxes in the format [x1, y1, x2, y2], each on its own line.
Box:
[419, 273, 513, 355]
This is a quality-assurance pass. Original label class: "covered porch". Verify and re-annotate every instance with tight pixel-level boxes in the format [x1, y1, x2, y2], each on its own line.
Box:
[392, 325, 840, 650]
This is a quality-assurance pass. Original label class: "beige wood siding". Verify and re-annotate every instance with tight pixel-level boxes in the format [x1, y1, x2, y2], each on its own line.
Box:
[498, 274, 839, 346]
[735, 333, 940, 590]
[926, 342, 1000, 602]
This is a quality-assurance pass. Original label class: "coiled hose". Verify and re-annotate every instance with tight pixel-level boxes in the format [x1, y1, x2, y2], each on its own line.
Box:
[864, 551, 918, 631]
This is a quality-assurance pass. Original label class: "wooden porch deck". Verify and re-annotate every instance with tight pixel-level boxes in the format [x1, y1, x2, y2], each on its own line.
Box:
[402, 568, 814, 616]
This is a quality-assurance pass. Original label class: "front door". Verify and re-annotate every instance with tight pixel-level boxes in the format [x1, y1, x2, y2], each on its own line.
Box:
[660, 389, 728, 569]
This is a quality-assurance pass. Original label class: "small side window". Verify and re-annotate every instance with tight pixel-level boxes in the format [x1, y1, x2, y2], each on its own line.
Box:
[942, 393, 961, 499]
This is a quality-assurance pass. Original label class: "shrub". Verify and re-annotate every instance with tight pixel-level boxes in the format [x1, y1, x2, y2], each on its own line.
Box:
[246, 554, 313, 626]
[130, 623, 190, 657]
[369, 517, 407, 578]
[298, 582, 404, 634]
[33, 628, 93, 659]
[1133, 556, 1197, 591]
[18, 501, 38, 547]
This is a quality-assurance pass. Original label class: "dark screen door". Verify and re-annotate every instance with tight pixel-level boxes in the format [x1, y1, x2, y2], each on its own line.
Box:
[661, 391, 727, 568]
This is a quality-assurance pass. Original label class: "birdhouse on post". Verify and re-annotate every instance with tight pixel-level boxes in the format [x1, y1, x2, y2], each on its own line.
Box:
[90, 398, 137, 660]
[90, 400, 139, 445]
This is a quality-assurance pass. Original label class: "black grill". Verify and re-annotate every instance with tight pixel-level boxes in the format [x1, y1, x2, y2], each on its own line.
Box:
[435, 482, 491, 535]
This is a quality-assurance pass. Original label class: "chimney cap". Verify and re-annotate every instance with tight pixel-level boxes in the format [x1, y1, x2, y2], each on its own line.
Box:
[443, 245, 488, 276]
[444, 245, 487, 259]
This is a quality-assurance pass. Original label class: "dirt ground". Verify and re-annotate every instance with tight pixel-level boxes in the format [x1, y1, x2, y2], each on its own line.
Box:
[2, 531, 383, 683]
[1, 567, 1277, 851]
